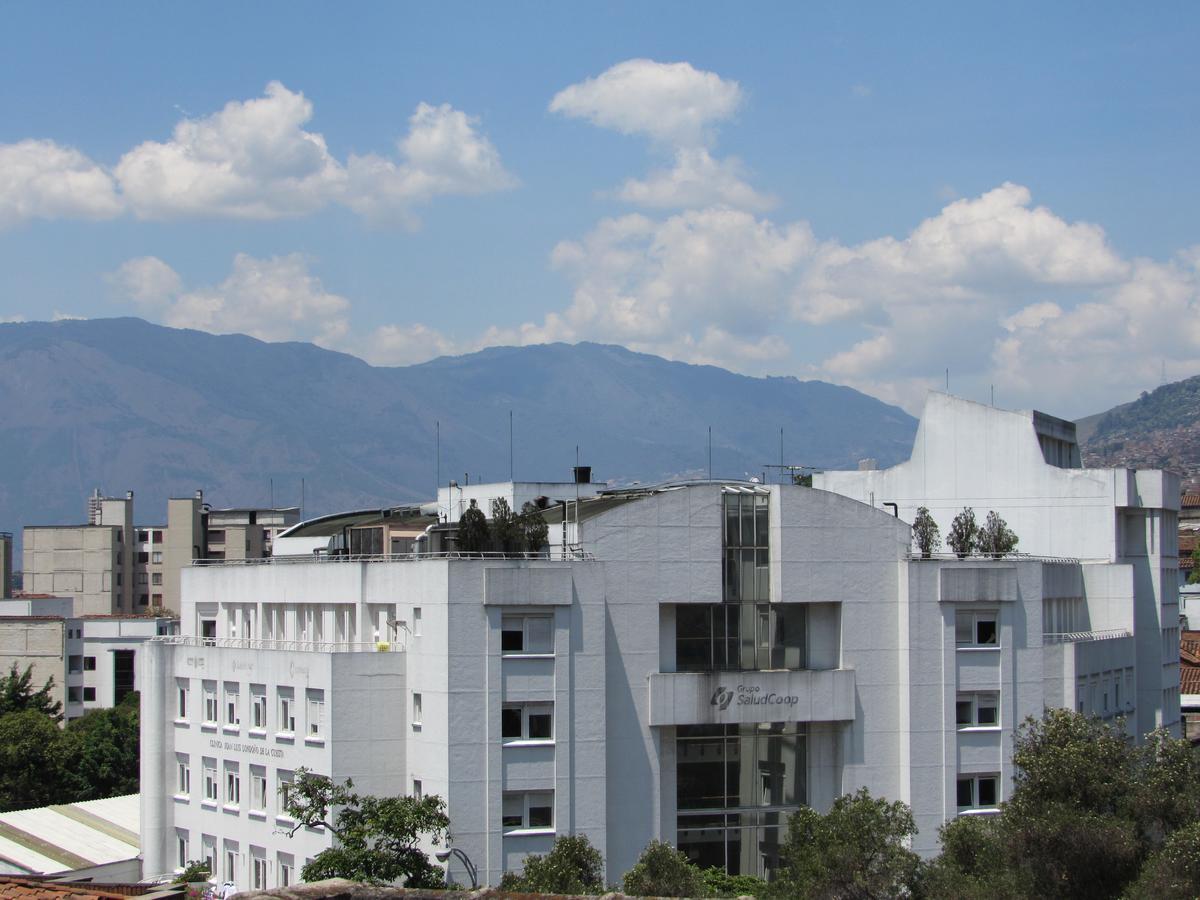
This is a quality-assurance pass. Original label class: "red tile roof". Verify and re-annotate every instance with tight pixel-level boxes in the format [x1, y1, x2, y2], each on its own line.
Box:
[0, 879, 132, 900]
[1182, 667, 1200, 695]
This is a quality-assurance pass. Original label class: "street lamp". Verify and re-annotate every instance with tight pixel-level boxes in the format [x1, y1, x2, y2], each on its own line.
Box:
[435, 847, 478, 889]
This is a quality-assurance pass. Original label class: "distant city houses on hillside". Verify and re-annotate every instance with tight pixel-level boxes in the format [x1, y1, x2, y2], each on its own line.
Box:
[141, 392, 1181, 889]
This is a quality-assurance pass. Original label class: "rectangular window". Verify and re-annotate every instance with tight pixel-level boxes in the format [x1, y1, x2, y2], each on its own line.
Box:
[723, 491, 770, 603]
[413, 779, 422, 799]
[83, 656, 96, 671]
[225, 764, 240, 806]
[955, 610, 998, 647]
[676, 603, 807, 672]
[252, 855, 268, 890]
[251, 767, 268, 813]
[137, 572, 148, 585]
[83, 687, 96, 701]
[152, 551, 163, 564]
[177, 830, 189, 869]
[225, 685, 239, 727]
[278, 771, 294, 816]
[413, 607, 422, 636]
[202, 836, 215, 875]
[203, 683, 218, 723]
[138, 551, 149, 564]
[68, 686, 81, 703]
[501, 615, 553, 654]
[501, 702, 554, 741]
[278, 855, 293, 888]
[250, 687, 267, 730]
[153, 572, 163, 585]
[177, 756, 191, 796]
[279, 691, 296, 733]
[412, 692, 422, 727]
[306, 689, 324, 737]
[502, 791, 554, 832]
[955, 693, 1000, 729]
[69, 655, 82, 674]
[177, 680, 188, 719]
[957, 774, 1000, 811]
[225, 846, 239, 884]
[203, 761, 218, 802]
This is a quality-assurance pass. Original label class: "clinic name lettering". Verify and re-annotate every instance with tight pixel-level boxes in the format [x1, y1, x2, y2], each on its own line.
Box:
[210, 738, 286, 759]
[710, 684, 800, 711]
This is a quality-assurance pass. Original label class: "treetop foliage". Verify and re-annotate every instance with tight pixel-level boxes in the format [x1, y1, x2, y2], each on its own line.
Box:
[0, 663, 62, 722]
[499, 834, 605, 895]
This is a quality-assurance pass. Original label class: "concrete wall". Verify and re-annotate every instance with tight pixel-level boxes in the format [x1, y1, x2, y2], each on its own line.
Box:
[0, 618, 66, 713]
[23, 527, 120, 616]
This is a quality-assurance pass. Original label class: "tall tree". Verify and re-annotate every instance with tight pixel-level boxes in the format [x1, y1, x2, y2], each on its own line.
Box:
[499, 835, 604, 895]
[456, 499, 489, 553]
[62, 692, 140, 801]
[519, 501, 550, 554]
[977, 510, 1019, 557]
[0, 710, 69, 810]
[489, 498, 524, 554]
[911, 506, 941, 558]
[946, 507, 979, 558]
[0, 663, 63, 722]
[282, 769, 449, 887]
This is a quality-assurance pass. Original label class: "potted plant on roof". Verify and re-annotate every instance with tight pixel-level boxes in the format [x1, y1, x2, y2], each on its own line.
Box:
[978, 511, 1019, 558]
[947, 507, 978, 559]
[912, 507, 941, 559]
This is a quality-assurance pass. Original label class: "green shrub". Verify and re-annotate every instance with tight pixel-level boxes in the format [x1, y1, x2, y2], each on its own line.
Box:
[621, 840, 703, 897]
[501, 834, 605, 894]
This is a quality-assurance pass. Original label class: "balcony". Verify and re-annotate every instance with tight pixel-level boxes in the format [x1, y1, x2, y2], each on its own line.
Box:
[152, 635, 404, 653]
[648, 668, 856, 726]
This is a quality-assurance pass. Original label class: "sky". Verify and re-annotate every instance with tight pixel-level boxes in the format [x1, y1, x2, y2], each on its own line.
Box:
[1, 2, 1198, 419]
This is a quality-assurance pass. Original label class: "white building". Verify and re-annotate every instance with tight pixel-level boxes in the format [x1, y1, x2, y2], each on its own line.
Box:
[815, 392, 1181, 737]
[142, 408, 1160, 888]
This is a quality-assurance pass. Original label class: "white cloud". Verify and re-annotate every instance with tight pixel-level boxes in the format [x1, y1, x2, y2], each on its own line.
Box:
[107, 256, 184, 307]
[344, 102, 515, 224]
[550, 59, 742, 147]
[616, 148, 774, 212]
[2, 83, 511, 226]
[360, 322, 460, 366]
[0, 139, 122, 228]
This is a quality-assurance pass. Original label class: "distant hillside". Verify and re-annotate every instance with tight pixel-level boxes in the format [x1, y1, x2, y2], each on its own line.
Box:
[1079, 374, 1200, 477]
[0, 318, 917, 547]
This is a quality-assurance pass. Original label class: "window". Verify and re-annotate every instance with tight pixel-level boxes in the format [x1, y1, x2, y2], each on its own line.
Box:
[225, 764, 240, 807]
[116, 572, 122, 586]
[83, 656, 96, 671]
[279, 691, 296, 733]
[412, 692, 422, 728]
[83, 687, 96, 701]
[152, 593, 163, 605]
[306, 689, 324, 738]
[137, 551, 149, 564]
[502, 702, 554, 741]
[251, 854, 268, 890]
[955, 610, 998, 647]
[723, 491, 770, 603]
[139, 594, 149, 606]
[250, 686, 267, 730]
[224, 845, 239, 883]
[207, 529, 226, 544]
[203, 683, 218, 724]
[225, 685, 239, 727]
[957, 774, 1000, 811]
[152, 551, 163, 564]
[277, 771, 294, 816]
[502, 791, 554, 831]
[202, 836, 215, 875]
[153, 572, 163, 585]
[177, 681, 189, 719]
[177, 830, 189, 869]
[137, 572, 148, 585]
[412, 779, 422, 799]
[177, 756, 191, 796]
[955, 693, 999, 729]
[676, 602, 806, 672]
[68, 686, 81, 703]
[203, 761, 218, 802]
[413, 607, 422, 636]
[278, 854, 294, 887]
[69, 655, 82, 673]
[137, 530, 149, 543]
[501, 615, 553, 654]
[251, 767, 268, 813]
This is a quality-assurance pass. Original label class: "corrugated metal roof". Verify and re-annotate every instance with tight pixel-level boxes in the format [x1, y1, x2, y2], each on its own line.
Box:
[0, 796, 138, 875]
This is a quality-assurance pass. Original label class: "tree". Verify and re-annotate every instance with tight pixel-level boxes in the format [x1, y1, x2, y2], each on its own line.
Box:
[911, 506, 941, 558]
[0, 663, 62, 722]
[456, 499, 489, 553]
[1125, 821, 1200, 900]
[701, 867, 769, 899]
[621, 840, 703, 898]
[519, 501, 550, 555]
[489, 498, 524, 554]
[281, 769, 450, 886]
[499, 834, 604, 895]
[946, 507, 978, 558]
[1189, 543, 1200, 585]
[0, 709, 70, 810]
[977, 511, 1019, 557]
[173, 860, 212, 885]
[770, 788, 921, 899]
[61, 691, 140, 800]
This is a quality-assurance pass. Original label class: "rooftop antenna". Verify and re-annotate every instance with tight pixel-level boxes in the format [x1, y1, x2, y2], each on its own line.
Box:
[509, 410, 514, 482]
[269, 477, 274, 508]
[436, 420, 441, 495]
[945, 368, 949, 392]
[780, 428, 784, 485]
[990, 385, 994, 407]
[300, 478, 305, 518]
[708, 426, 712, 481]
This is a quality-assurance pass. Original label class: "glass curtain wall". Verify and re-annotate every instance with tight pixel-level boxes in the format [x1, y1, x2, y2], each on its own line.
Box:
[676, 723, 806, 878]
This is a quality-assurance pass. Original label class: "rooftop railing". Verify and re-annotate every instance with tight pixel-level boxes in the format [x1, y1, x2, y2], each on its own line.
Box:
[151, 635, 404, 653]
[906, 552, 1084, 563]
[192, 548, 595, 566]
[1043, 628, 1132, 644]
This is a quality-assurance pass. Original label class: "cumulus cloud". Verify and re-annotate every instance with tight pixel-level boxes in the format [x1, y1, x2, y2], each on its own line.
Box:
[0, 140, 123, 227]
[550, 59, 742, 147]
[107, 256, 184, 307]
[616, 148, 774, 212]
[344, 102, 516, 224]
[0, 83, 512, 227]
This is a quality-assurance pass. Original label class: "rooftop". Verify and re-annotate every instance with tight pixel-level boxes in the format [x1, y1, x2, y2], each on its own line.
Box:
[0, 795, 138, 876]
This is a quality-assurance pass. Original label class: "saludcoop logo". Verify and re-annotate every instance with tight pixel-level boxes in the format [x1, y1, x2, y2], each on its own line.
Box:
[710, 686, 734, 710]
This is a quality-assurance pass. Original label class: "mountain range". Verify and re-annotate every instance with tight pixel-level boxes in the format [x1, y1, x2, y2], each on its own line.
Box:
[1078, 374, 1200, 481]
[0, 318, 918, 545]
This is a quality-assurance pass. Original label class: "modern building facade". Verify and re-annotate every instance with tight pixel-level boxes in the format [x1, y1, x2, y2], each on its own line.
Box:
[143, 429, 1153, 889]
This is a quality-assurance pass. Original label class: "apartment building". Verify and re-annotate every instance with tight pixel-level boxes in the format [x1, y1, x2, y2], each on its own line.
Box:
[0, 596, 176, 720]
[23, 491, 299, 616]
[142, 408, 1155, 888]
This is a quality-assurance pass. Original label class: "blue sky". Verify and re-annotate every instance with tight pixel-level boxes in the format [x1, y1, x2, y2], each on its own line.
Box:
[1, 2, 1198, 417]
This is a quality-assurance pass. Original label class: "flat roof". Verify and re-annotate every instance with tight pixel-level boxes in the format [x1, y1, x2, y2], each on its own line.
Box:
[278, 507, 434, 539]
